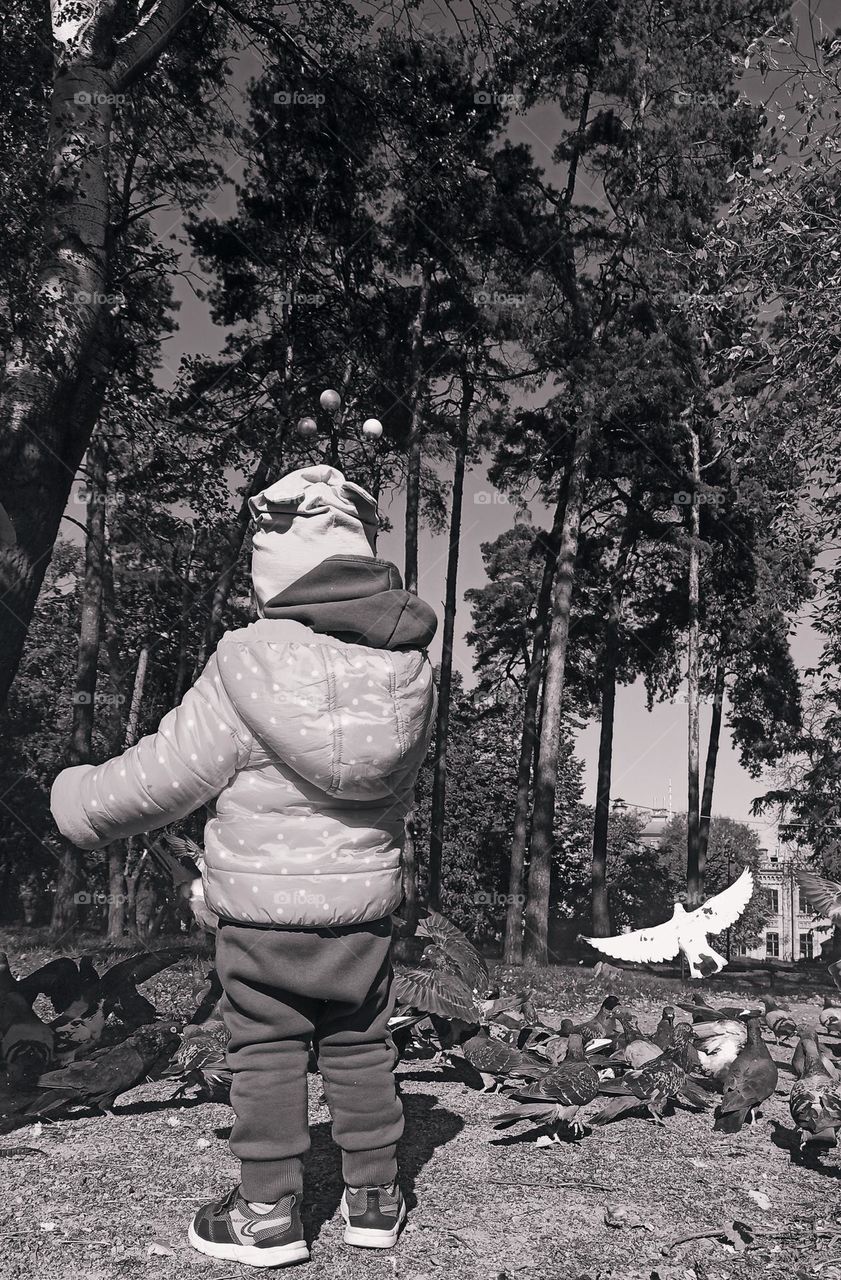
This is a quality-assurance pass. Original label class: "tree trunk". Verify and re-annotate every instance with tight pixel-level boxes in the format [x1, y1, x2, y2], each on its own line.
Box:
[590, 510, 637, 936]
[403, 261, 432, 595]
[686, 419, 703, 907]
[0, 0, 193, 710]
[399, 263, 432, 933]
[108, 643, 150, 940]
[427, 364, 473, 910]
[172, 524, 200, 704]
[51, 440, 107, 937]
[502, 487, 566, 965]
[523, 410, 594, 967]
[699, 654, 726, 869]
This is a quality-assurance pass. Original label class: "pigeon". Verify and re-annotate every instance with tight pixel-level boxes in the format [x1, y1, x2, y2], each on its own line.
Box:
[416, 910, 489, 994]
[679, 994, 760, 1022]
[15, 958, 85, 1012]
[819, 995, 841, 1035]
[713, 1012, 778, 1133]
[693, 1017, 748, 1087]
[163, 1020, 231, 1102]
[829, 957, 841, 992]
[27, 1024, 180, 1115]
[43, 947, 188, 1057]
[493, 1033, 599, 1137]
[789, 1031, 841, 1149]
[187, 968, 224, 1027]
[653, 1006, 677, 1051]
[591, 1025, 710, 1125]
[796, 870, 841, 926]
[574, 995, 622, 1042]
[579, 868, 754, 978]
[792, 1030, 839, 1081]
[460, 1029, 546, 1092]
[393, 908, 489, 1038]
[144, 834, 217, 933]
[0, 956, 54, 1089]
[761, 998, 796, 1043]
[610, 1011, 662, 1070]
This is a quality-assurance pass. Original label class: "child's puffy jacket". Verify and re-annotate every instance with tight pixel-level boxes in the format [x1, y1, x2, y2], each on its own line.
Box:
[50, 617, 436, 927]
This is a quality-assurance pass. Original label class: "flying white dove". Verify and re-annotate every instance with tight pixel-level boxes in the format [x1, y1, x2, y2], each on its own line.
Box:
[579, 867, 754, 979]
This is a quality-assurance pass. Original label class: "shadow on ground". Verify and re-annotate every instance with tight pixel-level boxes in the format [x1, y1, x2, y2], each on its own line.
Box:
[304, 1090, 463, 1241]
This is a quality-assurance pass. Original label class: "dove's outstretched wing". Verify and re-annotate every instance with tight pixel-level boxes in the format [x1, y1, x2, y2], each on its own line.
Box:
[393, 968, 480, 1022]
[416, 910, 489, 992]
[796, 870, 841, 925]
[580, 913, 682, 964]
[691, 867, 754, 933]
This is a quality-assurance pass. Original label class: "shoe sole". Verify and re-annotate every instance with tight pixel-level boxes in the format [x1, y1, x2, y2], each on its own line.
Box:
[341, 1196, 407, 1249]
[188, 1222, 309, 1268]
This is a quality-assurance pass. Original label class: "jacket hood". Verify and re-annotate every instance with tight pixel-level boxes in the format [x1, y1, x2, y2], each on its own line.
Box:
[216, 620, 435, 803]
[263, 555, 437, 650]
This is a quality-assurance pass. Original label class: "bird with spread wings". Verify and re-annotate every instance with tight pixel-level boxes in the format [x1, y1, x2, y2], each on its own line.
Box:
[579, 867, 754, 979]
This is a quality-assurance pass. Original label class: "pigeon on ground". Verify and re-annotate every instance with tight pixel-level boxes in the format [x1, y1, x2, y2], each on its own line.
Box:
[460, 1029, 546, 1092]
[26, 1024, 180, 1116]
[789, 1031, 841, 1149]
[713, 1012, 778, 1133]
[493, 1033, 599, 1137]
[163, 1020, 231, 1102]
[42, 947, 188, 1057]
[0, 958, 54, 1088]
[761, 998, 796, 1043]
[819, 995, 841, 1035]
[653, 1006, 677, 1051]
[792, 1031, 839, 1081]
[591, 1025, 710, 1125]
[610, 1011, 662, 1070]
[693, 1020, 748, 1087]
[580, 868, 754, 978]
[574, 995, 622, 1042]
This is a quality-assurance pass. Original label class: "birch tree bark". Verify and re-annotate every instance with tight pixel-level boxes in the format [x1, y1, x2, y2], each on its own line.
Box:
[0, 0, 194, 710]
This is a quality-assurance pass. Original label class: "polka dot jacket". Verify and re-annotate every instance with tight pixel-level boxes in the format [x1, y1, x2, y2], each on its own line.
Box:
[50, 618, 437, 927]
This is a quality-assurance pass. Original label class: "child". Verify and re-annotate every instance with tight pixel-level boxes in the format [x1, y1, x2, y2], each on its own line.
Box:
[51, 465, 437, 1268]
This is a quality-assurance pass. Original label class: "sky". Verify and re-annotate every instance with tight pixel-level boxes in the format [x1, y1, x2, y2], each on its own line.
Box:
[66, 2, 841, 849]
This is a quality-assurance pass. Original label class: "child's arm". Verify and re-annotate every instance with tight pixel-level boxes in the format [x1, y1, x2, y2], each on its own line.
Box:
[50, 653, 251, 850]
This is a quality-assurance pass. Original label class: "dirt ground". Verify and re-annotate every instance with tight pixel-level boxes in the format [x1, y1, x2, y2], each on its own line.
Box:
[1, 932, 840, 1280]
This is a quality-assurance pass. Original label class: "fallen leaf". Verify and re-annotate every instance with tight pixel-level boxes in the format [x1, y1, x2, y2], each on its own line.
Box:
[604, 1205, 654, 1231]
[721, 1220, 754, 1253]
[746, 1189, 771, 1211]
[147, 1241, 175, 1257]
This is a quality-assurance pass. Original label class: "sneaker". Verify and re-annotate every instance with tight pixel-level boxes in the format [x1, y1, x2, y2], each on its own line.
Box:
[188, 1185, 309, 1268]
[340, 1181, 407, 1248]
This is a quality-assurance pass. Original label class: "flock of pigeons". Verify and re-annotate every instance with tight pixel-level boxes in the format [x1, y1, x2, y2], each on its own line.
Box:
[2, 851, 841, 1167]
[394, 911, 841, 1155]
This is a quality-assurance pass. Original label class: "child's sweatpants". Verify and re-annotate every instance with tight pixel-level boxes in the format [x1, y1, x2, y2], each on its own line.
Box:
[215, 914, 404, 1204]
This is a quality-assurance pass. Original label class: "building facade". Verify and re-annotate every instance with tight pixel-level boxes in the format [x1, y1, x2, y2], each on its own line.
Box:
[736, 843, 832, 964]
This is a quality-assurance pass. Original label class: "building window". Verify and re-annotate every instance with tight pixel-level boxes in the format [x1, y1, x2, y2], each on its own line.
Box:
[765, 931, 780, 958]
[800, 933, 814, 959]
[766, 888, 779, 915]
[799, 892, 813, 915]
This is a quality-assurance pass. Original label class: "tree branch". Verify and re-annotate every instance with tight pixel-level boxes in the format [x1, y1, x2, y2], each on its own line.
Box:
[112, 0, 194, 93]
